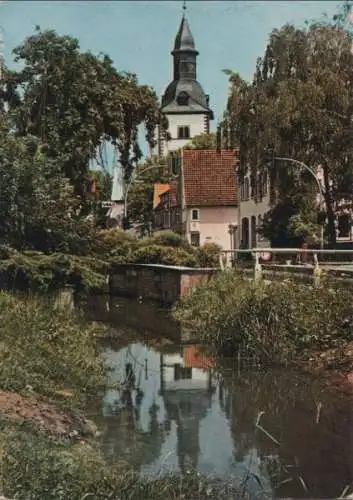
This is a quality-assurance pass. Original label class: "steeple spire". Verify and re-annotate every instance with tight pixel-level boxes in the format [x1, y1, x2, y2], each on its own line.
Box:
[173, 7, 197, 54]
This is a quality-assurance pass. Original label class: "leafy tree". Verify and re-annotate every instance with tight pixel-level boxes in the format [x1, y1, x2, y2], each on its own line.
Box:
[87, 170, 113, 228]
[6, 27, 160, 206]
[184, 132, 218, 149]
[0, 117, 95, 253]
[127, 156, 173, 235]
[225, 2, 353, 244]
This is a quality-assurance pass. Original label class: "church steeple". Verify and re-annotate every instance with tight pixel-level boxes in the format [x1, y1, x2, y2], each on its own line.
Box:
[172, 6, 198, 81]
[157, 2, 214, 155]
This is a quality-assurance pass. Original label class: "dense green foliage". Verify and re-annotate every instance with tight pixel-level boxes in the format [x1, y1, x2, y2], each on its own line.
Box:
[127, 157, 174, 234]
[174, 271, 353, 365]
[0, 248, 107, 293]
[96, 229, 221, 268]
[5, 27, 160, 200]
[0, 26, 162, 257]
[224, 2, 353, 245]
[0, 232, 221, 295]
[0, 292, 106, 406]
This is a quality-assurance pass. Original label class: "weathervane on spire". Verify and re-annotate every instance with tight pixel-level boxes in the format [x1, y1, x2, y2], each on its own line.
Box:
[182, 0, 187, 12]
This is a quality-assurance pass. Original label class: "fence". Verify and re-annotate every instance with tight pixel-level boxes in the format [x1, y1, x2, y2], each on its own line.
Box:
[219, 248, 353, 286]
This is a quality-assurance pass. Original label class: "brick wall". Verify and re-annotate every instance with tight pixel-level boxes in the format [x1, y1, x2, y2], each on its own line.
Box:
[180, 273, 214, 297]
[110, 264, 217, 306]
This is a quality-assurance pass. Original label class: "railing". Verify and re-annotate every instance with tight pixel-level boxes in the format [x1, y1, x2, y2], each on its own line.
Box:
[219, 248, 353, 286]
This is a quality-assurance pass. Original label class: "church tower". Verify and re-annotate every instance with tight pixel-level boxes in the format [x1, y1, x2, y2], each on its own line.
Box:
[157, 3, 214, 156]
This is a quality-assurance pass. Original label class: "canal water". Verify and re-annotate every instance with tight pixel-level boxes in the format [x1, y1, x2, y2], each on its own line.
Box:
[83, 297, 353, 499]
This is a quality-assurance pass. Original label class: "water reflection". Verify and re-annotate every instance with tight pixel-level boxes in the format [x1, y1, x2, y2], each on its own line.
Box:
[84, 298, 353, 499]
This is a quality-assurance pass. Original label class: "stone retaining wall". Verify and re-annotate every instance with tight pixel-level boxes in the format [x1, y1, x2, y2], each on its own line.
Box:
[109, 264, 217, 306]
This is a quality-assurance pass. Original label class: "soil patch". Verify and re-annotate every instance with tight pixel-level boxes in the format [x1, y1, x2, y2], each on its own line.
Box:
[304, 341, 353, 372]
[299, 341, 353, 395]
[0, 390, 95, 438]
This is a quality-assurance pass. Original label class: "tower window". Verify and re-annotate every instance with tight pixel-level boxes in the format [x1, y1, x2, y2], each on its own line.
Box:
[177, 91, 189, 106]
[178, 126, 190, 139]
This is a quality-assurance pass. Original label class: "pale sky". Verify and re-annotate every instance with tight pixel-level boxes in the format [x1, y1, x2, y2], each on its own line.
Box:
[0, 0, 343, 158]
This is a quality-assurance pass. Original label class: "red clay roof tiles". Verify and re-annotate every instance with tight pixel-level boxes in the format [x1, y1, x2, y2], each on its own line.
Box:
[182, 149, 239, 206]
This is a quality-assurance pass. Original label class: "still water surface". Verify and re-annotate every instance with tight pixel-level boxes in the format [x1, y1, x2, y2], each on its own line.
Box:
[84, 297, 353, 499]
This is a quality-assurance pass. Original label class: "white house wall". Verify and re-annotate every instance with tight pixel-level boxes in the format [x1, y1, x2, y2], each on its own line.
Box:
[186, 206, 238, 249]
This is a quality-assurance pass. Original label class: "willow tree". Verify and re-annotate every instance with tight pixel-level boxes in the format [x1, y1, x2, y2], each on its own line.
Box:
[225, 2, 353, 244]
[5, 27, 160, 206]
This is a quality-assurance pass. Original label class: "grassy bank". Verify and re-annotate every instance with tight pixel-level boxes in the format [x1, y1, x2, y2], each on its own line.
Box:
[173, 270, 353, 367]
[0, 422, 243, 499]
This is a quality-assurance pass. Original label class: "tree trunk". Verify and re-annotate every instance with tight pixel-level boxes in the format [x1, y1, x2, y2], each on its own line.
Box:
[322, 164, 336, 246]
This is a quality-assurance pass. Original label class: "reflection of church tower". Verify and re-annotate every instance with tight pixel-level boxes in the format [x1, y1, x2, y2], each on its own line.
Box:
[160, 345, 215, 472]
[156, 3, 214, 157]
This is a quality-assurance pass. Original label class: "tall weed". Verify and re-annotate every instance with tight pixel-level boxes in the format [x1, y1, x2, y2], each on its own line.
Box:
[173, 271, 352, 364]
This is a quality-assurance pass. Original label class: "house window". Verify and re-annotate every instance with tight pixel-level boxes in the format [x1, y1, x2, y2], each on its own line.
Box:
[174, 364, 192, 381]
[251, 215, 257, 248]
[338, 214, 351, 238]
[178, 126, 190, 139]
[258, 215, 264, 241]
[240, 178, 250, 201]
[262, 171, 268, 196]
[190, 231, 200, 247]
[250, 174, 257, 199]
[191, 208, 200, 221]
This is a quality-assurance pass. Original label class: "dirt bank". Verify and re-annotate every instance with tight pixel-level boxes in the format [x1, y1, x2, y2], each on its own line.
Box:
[0, 390, 98, 439]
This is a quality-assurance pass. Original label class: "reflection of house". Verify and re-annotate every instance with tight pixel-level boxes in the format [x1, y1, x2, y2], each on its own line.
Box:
[153, 149, 239, 249]
[160, 345, 215, 472]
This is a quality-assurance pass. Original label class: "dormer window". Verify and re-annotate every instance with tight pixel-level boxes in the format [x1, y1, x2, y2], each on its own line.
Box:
[177, 91, 189, 106]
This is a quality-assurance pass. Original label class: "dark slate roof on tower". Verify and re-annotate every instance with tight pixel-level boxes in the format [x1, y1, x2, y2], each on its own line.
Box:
[174, 15, 197, 52]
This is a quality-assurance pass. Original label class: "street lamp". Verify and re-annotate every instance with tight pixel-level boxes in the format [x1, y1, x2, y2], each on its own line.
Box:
[265, 151, 326, 251]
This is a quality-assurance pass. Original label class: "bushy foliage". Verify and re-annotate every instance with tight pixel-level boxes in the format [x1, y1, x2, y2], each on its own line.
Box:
[224, 3, 353, 244]
[196, 242, 222, 267]
[100, 230, 220, 269]
[0, 292, 106, 404]
[94, 228, 138, 256]
[0, 252, 108, 293]
[0, 125, 96, 254]
[174, 271, 353, 364]
[130, 244, 198, 267]
[151, 231, 189, 248]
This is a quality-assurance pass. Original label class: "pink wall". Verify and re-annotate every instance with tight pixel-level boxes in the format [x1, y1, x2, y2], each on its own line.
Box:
[187, 206, 238, 249]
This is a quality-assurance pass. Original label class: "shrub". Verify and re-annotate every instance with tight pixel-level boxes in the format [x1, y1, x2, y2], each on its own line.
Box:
[196, 242, 222, 267]
[0, 252, 108, 293]
[150, 231, 188, 248]
[173, 271, 353, 365]
[94, 228, 138, 257]
[130, 244, 198, 267]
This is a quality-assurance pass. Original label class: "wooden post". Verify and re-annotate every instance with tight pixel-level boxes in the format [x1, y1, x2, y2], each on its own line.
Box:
[313, 251, 321, 287]
[254, 252, 262, 281]
[54, 285, 75, 312]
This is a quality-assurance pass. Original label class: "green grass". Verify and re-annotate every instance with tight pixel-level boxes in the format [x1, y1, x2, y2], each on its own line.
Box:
[0, 292, 107, 409]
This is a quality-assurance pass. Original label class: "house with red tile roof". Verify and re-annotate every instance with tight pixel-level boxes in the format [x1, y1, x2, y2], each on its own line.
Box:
[153, 149, 239, 249]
